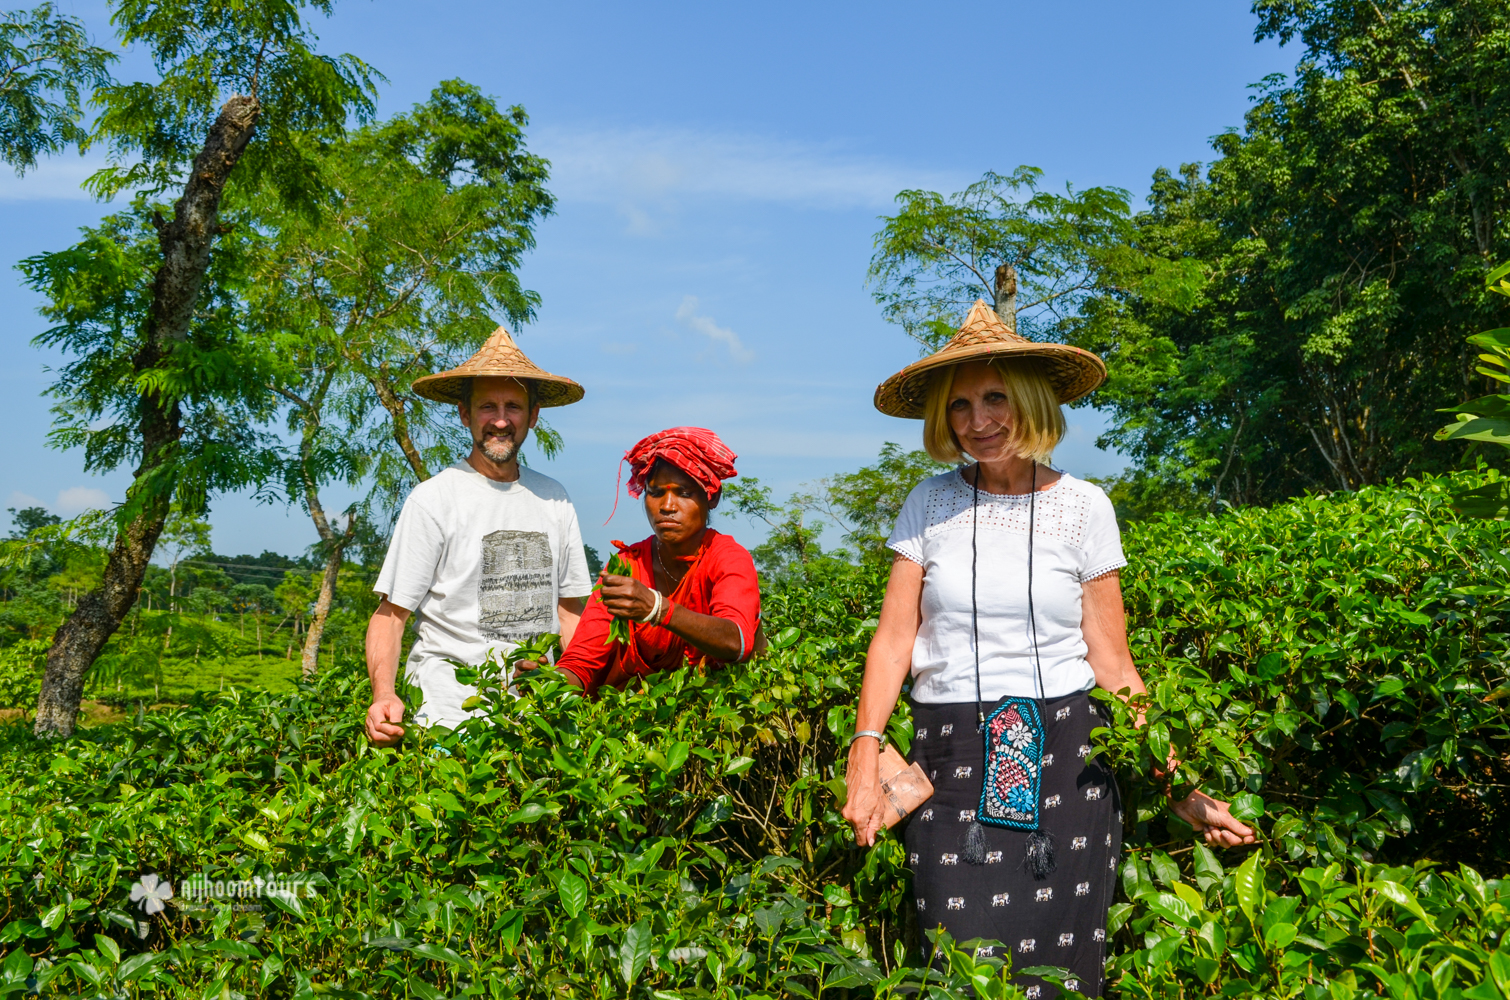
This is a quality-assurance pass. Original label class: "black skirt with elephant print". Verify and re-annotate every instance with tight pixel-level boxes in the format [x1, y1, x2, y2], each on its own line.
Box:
[903, 691, 1121, 998]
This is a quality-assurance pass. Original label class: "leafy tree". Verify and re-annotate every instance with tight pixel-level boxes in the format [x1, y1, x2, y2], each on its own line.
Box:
[227, 581, 274, 656]
[723, 478, 832, 580]
[868, 166, 1173, 351]
[1078, 0, 1510, 507]
[6, 505, 60, 538]
[22, 0, 378, 737]
[818, 443, 948, 558]
[254, 78, 556, 513]
[0, 3, 114, 171]
[253, 80, 554, 673]
[1436, 260, 1510, 517]
[726, 446, 948, 576]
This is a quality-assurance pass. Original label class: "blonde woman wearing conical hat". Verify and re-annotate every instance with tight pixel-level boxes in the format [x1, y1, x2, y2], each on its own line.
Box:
[842, 302, 1255, 995]
[364, 327, 593, 745]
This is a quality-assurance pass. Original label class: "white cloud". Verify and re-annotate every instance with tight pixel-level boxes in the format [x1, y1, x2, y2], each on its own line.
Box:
[676, 296, 755, 363]
[55, 487, 112, 514]
[0, 152, 113, 202]
[535, 125, 957, 211]
[5, 491, 45, 511]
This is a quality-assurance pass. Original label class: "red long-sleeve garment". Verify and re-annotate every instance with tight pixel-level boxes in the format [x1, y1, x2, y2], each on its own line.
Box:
[556, 530, 761, 695]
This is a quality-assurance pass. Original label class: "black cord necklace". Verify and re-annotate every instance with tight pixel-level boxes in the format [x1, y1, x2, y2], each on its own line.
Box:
[963, 461, 1054, 876]
[968, 462, 1047, 727]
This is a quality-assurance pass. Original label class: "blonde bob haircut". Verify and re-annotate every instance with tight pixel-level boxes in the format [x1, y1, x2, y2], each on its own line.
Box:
[921, 357, 1066, 465]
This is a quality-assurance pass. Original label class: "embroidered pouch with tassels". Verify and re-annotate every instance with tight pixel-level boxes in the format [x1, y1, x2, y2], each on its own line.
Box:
[978, 697, 1044, 829]
[962, 697, 1057, 878]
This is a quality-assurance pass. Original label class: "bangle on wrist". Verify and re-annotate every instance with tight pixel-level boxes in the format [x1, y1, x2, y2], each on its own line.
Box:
[658, 599, 675, 627]
[639, 589, 663, 624]
[848, 729, 885, 748]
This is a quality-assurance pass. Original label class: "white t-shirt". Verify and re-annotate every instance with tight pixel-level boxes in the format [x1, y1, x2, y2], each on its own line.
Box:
[374, 462, 593, 729]
[886, 470, 1127, 704]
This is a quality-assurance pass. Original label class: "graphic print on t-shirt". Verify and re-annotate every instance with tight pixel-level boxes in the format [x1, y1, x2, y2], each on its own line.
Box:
[478, 530, 554, 643]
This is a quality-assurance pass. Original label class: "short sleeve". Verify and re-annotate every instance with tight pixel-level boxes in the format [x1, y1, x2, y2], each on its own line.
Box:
[556, 502, 593, 599]
[704, 537, 762, 661]
[884, 481, 931, 566]
[373, 498, 445, 612]
[1078, 486, 1127, 583]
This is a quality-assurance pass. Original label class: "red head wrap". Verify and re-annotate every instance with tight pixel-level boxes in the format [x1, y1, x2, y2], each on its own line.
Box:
[624, 427, 738, 500]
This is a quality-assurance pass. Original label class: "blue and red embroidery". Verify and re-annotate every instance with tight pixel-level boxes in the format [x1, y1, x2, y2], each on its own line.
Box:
[977, 697, 1044, 830]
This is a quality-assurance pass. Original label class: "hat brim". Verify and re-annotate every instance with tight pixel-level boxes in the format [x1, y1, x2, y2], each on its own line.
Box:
[874, 341, 1106, 418]
[411, 371, 585, 407]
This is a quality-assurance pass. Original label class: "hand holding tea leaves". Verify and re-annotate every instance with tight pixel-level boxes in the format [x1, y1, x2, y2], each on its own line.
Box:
[594, 550, 638, 645]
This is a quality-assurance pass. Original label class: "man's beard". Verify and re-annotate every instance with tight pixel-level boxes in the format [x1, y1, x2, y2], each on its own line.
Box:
[479, 430, 520, 465]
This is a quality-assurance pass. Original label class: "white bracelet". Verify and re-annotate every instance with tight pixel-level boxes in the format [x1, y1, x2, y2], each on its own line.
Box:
[639, 589, 663, 624]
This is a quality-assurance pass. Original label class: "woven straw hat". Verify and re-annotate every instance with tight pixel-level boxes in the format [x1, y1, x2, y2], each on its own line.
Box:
[873, 299, 1106, 418]
[410, 326, 584, 407]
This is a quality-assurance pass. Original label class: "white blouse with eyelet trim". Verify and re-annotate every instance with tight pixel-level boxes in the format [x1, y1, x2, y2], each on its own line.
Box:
[886, 470, 1127, 704]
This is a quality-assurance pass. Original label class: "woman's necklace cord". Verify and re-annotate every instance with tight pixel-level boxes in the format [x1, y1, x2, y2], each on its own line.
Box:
[655, 539, 687, 590]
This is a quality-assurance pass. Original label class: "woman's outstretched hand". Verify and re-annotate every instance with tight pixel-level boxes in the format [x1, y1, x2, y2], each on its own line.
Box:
[1170, 790, 1258, 848]
[842, 740, 890, 847]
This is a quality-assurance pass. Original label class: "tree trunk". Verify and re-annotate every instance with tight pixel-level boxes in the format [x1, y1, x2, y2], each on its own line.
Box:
[281, 366, 360, 679]
[301, 538, 348, 679]
[994, 263, 1019, 332]
[369, 365, 432, 482]
[33, 94, 261, 738]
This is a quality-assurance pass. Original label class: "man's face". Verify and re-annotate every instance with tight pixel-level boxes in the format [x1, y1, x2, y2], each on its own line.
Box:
[460, 377, 538, 465]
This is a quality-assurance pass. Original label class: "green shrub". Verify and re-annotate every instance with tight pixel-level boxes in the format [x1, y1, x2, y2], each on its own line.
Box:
[0, 473, 1505, 998]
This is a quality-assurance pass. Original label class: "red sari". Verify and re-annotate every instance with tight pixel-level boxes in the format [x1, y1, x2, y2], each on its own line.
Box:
[556, 530, 760, 695]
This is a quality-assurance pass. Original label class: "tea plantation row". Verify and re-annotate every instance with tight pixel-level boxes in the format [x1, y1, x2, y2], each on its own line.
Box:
[0, 472, 1506, 998]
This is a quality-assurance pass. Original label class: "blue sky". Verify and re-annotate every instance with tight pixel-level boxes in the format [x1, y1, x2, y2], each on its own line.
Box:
[0, 1, 1293, 561]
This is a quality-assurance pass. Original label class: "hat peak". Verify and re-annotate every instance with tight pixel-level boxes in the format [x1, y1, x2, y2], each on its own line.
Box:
[946, 298, 1025, 351]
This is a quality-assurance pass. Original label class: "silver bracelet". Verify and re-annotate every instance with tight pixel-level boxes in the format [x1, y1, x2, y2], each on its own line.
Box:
[639, 589, 663, 624]
[848, 729, 885, 748]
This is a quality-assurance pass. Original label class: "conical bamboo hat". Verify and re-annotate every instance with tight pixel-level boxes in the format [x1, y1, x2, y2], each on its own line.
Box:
[873, 299, 1106, 417]
[411, 326, 584, 407]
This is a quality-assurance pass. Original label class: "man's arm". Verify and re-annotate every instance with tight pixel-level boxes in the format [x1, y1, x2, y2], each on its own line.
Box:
[557, 596, 586, 648]
[365, 598, 411, 746]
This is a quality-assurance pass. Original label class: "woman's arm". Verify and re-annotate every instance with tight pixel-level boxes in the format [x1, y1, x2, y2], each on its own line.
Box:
[596, 574, 744, 661]
[842, 554, 924, 848]
[551, 590, 616, 691]
[1082, 572, 1256, 849]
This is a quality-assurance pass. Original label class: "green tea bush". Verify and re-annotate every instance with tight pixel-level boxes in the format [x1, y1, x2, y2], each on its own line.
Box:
[0, 473, 1506, 998]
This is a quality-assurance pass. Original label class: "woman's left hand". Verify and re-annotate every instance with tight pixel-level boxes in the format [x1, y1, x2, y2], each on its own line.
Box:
[1170, 790, 1258, 848]
[597, 573, 657, 621]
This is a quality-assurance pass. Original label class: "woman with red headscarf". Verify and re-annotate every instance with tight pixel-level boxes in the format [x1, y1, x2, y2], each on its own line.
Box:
[555, 427, 763, 694]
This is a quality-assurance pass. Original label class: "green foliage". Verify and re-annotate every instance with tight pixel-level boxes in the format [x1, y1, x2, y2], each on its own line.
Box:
[1079, 0, 1510, 505]
[0, 637, 45, 709]
[18, 205, 285, 520]
[1437, 261, 1510, 518]
[867, 166, 1157, 351]
[594, 553, 634, 645]
[1113, 851, 1508, 998]
[821, 443, 948, 557]
[725, 444, 946, 578]
[251, 78, 557, 504]
[1097, 471, 1509, 874]
[0, 2, 115, 171]
[0, 474, 1504, 996]
[724, 476, 838, 580]
[84, 0, 379, 202]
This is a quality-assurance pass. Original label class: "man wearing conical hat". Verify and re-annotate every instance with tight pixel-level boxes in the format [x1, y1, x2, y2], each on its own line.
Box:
[364, 327, 593, 743]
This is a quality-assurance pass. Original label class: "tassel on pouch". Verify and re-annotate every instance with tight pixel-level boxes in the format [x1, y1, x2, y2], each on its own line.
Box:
[1024, 829, 1056, 880]
[962, 820, 988, 865]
